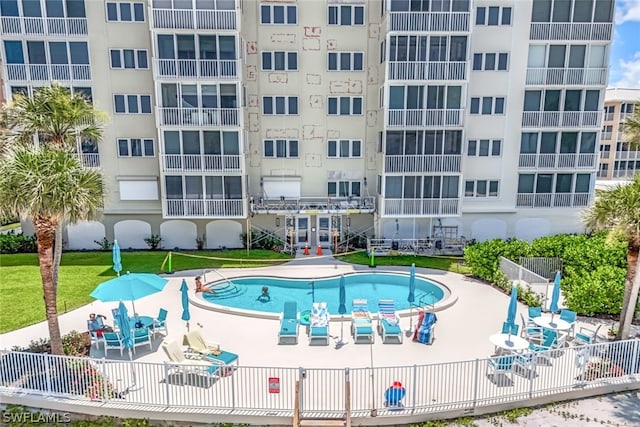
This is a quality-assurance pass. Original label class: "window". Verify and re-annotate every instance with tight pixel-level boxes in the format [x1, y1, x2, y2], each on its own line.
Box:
[476, 6, 511, 25]
[328, 5, 364, 25]
[262, 96, 298, 115]
[328, 96, 363, 115]
[328, 140, 362, 158]
[117, 138, 154, 157]
[472, 53, 508, 70]
[106, 2, 144, 22]
[470, 97, 505, 115]
[328, 181, 361, 197]
[263, 139, 298, 158]
[261, 51, 298, 71]
[114, 94, 152, 114]
[467, 139, 501, 156]
[328, 52, 364, 71]
[464, 180, 499, 197]
[260, 4, 297, 24]
[110, 49, 148, 69]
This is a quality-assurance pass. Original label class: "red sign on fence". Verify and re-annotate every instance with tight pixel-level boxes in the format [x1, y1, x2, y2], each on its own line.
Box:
[268, 377, 280, 394]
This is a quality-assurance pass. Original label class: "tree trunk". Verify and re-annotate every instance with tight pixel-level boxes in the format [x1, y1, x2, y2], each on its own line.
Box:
[52, 224, 62, 294]
[34, 216, 63, 355]
[618, 246, 640, 340]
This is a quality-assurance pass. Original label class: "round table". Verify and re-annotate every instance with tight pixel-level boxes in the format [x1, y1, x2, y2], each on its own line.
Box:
[130, 315, 154, 329]
[489, 333, 530, 352]
[533, 316, 570, 331]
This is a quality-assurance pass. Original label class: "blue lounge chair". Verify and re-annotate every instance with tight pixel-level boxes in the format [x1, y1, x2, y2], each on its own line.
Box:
[377, 299, 403, 344]
[309, 302, 330, 345]
[351, 299, 374, 344]
[413, 311, 437, 345]
[278, 301, 299, 344]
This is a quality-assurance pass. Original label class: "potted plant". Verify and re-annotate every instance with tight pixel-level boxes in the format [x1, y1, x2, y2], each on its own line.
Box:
[607, 324, 618, 340]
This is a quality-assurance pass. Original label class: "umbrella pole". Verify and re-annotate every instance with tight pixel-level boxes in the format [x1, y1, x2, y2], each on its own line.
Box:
[336, 315, 348, 346]
[125, 349, 143, 393]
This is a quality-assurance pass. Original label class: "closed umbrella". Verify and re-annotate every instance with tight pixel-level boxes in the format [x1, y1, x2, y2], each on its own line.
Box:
[549, 271, 561, 326]
[115, 301, 138, 391]
[112, 240, 122, 276]
[180, 279, 190, 332]
[90, 272, 168, 315]
[336, 275, 348, 346]
[505, 286, 518, 344]
[408, 263, 416, 333]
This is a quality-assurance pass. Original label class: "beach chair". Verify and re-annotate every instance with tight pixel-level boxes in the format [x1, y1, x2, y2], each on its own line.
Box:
[161, 340, 221, 382]
[278, 301, 299, 344]
[184, 330, 222, 356]
[377, 299, 403, 344]
[351, 299, 374, 344]
[309, 302, 330, 345]
[413, 310, 437, 345]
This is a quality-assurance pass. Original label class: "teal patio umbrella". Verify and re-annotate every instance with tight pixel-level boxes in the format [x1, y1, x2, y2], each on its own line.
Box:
[549, 271, 561, 326]
[90, 272, 168, 314]
[408, 263, 416, 332]
[336, 275, 348, 346]
[180, 279, 191, 332]
[505, 286, 518, 344]
[112, 240, 122, 276]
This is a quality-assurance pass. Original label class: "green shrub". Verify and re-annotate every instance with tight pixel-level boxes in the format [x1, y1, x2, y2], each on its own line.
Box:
[463, 238, 510, 282]
[0, 231, 37, 254]
[241, 230, 284, 250]
[563, 265, 626, 316]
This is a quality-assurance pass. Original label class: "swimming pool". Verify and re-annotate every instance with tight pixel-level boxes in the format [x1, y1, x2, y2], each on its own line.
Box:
[200, 272, 446, 315]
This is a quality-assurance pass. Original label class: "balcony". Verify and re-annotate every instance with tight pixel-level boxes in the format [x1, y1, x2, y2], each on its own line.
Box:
[164, 199, 244, 218]
[0, 16, 87, 35]
[384, 154, 461, 173]
[151, 8, 237, 30]
[387, 109, 463, 127]
[615, 150, 640, 160]
[600, 151, 610, 159]
[604, 112, 615, 121]
[529, 22, 612, 40]
[387, 12, 470, 32]
[601, 132, 612, 140]
[161, 154, 242, 173]
[158, 107, 240, 127]
[5, 64, 91, 81]
[78, 153, 100, 168]
[382, 198, 460, 216]
[388, 61, 466, 81]
[525, 67, 607, 86]
[612, 169, 639, 179]
[154, 59, 238, 80]
[516, 193, 590, 208]
[521, 111, 601, 128]
[518, 153, 597, 169]
[250, 197, 376, 215]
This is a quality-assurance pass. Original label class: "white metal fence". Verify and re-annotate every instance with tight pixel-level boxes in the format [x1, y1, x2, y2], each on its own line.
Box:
[2, 339, 639, 424]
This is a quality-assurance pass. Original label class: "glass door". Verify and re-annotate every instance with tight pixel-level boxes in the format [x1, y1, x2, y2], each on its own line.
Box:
[296, 216, 309, 245]
[317, 216, 330, 248]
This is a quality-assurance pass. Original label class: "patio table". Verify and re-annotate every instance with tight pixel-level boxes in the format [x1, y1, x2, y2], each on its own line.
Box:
[533, 316, 570, 331]
[129, 315, 154, 329]
[489, 333, 529, 353]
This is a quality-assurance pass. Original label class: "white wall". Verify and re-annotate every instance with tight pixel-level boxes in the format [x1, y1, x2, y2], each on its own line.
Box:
[160, 220, 197, 250]
[205, 220, 243, 249]
[114, 220, 152, 249]
[66, 221, 106, 250]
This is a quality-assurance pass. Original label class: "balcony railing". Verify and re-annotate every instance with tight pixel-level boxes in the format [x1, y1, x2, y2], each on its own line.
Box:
[601, 132, 612, 140]
[529, 22, 612, 40]
[384, 154, 461, 173]
[158, 107, 240, 127]
[382, 198, 460, 216]
[600, 151, 610, 159]
[387, 109, 463, 127]
[518, 153, 597, 169]
[78, 153, 100, 168]
[525, 67, 607, 86]
[521, 111, 601, 128]
[388, 61, 466, 81]
[5, 64, 91, 81]
[387, 12, 470, 32]
[151, 9, 237, 30]
[161, 154, 242, 172]
[604, 112, 615, 121]
[612, 169, 639, 179]
[251, 197, 376, 215]
[164, 199, 244, 218]
[0, 16, 87, 35]
[516, 193, 590, 208]
[154, 59, 238, 79]
[615, 150, 640, 160]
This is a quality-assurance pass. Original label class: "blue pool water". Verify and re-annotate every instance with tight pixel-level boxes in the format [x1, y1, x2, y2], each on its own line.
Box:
[201, 272, 445, 314]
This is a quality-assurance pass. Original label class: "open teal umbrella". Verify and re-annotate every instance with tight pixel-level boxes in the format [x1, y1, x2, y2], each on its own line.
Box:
[180, 279, 190, 332]
[112, 240, 122, 276]
[549, 271, 561, 325]
[90, 272, 168, 314]
[505, 286, 518, 343]
[336, 275, 348, 346]
[408, 263, 416, 332]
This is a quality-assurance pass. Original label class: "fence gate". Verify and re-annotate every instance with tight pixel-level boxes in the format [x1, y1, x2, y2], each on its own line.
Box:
[299, 367, 347, 419]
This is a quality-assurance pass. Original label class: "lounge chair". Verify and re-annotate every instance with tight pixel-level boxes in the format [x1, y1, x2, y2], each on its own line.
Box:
[377, 299, 402, 344]
[351, 299, 374, 344]
[413, 310, 437, 345]
[103, 332, 125, 357]
[278, 301, 299, 344]
[152, 308, 168, 337]
[184, 330, 221, 356]
[309, 302, 330, 345]
[161, 340, 221, 382]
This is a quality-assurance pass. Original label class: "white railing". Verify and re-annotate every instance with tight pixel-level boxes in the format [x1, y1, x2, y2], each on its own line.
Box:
[0, 16, 87, 35]
[367, 237, 467, 256]
[387, 12, 470, 32]
[529, 23, 613, 40]
[151, 9, 237, 30]
[4, 64, 91, 81]
[161, 154, 242, 172]
[387, 61, 466, 80]
[164, 198, 244, 217]
[78, 153, 100, 168]
[518, 153, 597, 169]
[251, 196, 376, 214]
[387, 109, 463, 127]
[525, 68, 608, 86]
[2, 340, 639, 423]
[384, 154, 461, 173]
[615, 150, 640, 160]
[158, 107, 240, 127]
[382, 198, 460, 216]
[521, 111, 602, 128]
[601, 132, 612, 140]
[604, 112, 615, 121]
[612, 169, 639, 179]
[516, 192, 590, 208]
[154, 59, 238, 79]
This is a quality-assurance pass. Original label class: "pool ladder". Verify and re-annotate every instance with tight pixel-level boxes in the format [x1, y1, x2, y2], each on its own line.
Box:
[203, 269, 242, 299]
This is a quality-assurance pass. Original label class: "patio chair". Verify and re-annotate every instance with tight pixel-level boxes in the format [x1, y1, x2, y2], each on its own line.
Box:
[377, 299, 403, 344]
[413, 311, 437, 345]
[184, 330, 222, 356]
[351, 299, 374, 344]
[528, 330, 558, 362]
[132, 327, 152, 354]
[309, 302, 330, 345]
[161, 340, 221, 382]
[575, 324, 601, 346]
[87, 320, 104, 350]
[103, 332, 125, 357]
[527, 306, 542, 323]
[559, 309, 577, 338]
[278, 301, 299, 344]
[152, 308, 168, 337]
[520, 313, 542, 343]
[487, 355, 515, 383]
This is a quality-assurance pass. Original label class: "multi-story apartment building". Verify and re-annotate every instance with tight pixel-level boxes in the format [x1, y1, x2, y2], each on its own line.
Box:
[598, 88, 640, 180]
[0, 0, 614, 250]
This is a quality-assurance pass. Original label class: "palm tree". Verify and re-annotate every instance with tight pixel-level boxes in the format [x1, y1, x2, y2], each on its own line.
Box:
[583, 174, 640, 339]
[622, 104, 640, 146]
[0, 146, 104, 354]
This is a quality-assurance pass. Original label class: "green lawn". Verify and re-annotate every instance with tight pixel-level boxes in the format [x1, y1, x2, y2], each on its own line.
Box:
[0, 249, 291, 333]
[337, 251, 470, 274]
